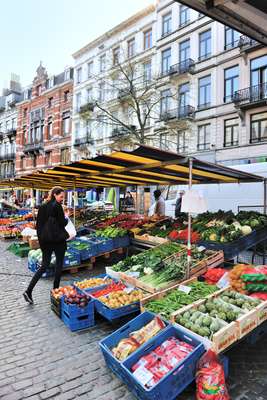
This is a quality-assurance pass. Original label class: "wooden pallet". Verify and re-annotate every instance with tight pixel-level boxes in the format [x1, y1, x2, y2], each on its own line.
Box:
[63, 247, 125, 274]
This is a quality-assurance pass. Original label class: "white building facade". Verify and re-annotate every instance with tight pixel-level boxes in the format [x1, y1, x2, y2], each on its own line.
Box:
[72, 0, 267, 167]
[0, 76, 22, 179]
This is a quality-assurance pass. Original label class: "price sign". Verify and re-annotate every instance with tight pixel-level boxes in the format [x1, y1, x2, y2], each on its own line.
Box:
[133, 366, 153, 386]
[178, 284, 191, 294]
[217, 272, 229, 289]
[125, 287, 135, 294]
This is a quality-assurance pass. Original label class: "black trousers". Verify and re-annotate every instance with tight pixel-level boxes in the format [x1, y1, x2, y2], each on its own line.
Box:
[27, 243, 66, 294]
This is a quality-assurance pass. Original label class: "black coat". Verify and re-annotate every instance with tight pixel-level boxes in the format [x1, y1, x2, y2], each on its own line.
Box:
[36, 200, 68, 249]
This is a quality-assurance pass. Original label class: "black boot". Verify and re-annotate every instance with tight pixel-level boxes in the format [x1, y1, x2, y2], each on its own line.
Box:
[23, 291, 34, 305]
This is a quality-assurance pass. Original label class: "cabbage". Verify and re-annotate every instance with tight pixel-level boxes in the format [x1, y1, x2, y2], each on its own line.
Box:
[241, 225, 252, 235]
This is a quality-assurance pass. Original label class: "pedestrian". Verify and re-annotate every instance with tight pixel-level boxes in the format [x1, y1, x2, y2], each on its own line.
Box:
[175, 190, 185, 218]
[153, 189, 165, 218]
[23, 186, 70, 304]
[123, 191, 135, 210]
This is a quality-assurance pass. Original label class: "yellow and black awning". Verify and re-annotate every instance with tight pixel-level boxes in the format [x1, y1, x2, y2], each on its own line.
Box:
[0, 145, 263, 190]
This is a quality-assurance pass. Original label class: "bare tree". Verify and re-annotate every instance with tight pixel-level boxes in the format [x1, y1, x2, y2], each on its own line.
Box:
[79, 54, 176, 149]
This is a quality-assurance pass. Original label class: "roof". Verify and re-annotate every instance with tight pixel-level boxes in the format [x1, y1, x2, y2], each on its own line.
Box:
[1, 145, 263, 190]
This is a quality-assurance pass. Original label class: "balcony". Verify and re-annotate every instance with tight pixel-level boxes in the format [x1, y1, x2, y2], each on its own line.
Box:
[0, 152, 16, 161]
[0, 172, 15, 179]
[233, 83, 267, 109]
[238, 35, 260, 52]
[74, 135, 94, 146]
[160, 106, 195, 122]
[6, 128, 16, 138]
[79, 102, 95, 114]
[111, 125, 136, 137]
[23, 141, 44, 154]
[169, 59, 195, 78]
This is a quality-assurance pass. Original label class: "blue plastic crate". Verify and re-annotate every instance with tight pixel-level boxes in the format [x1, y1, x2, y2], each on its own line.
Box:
[93, 296, 140, 322]
[63, 251, 81, 268]
[99, 311, 169, 379]
[113, 236, 130, 249]
[97, 238, 114, 253]
[220, 355, 229, 378]
[122, 325, 205, 400]
[74, 274, 114, 294]
[61, 297, 95, 331]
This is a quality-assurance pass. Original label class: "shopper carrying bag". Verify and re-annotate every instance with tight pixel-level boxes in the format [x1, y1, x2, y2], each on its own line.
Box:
[23, 186, 71, 304]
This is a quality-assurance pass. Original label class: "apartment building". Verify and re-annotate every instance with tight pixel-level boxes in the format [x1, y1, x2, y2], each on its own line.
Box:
[15, 63, 73, 176]
[72, 0, 267, 166]
[0, 75, 22, 179]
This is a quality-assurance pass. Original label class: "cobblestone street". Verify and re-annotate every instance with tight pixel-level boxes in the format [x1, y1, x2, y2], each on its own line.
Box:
[1, 240, 267, 400]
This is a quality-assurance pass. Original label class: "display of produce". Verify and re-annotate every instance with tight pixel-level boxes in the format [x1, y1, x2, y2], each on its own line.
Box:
[75, 277, 113, 290]
[229, 264, 250, 294]
[97, 289, 143, 309]
[131, 336, 194, 388]
[169, 228, 200, 243]
[203, 268, 228, 285]
[92, 282, 126, 298]
[145, 281, 218, 319]
[192, 210, 267, 243]
[51, 286, 74, 299]
[112, 316, 166, 361]
[63, 289, 90, 308]
[95, 227, 127, 238]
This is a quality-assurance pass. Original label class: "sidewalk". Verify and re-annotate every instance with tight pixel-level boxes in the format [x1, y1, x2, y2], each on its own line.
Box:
[0, 240, 266, 400]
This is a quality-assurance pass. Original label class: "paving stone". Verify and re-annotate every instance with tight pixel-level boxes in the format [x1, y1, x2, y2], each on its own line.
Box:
[40, 387, 61, 399]
[12, 378, 33, 391]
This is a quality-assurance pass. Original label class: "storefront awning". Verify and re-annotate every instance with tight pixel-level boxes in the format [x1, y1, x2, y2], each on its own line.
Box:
[0, 145, 263, 190]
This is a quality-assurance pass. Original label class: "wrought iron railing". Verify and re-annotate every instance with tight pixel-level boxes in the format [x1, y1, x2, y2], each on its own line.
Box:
[238, 35, 258, 48]
[160, 105, 195, 121]
[74, 136, 94, 146]
[24, 141, 43, 152]
[233, 83, 267, 104]
[169, 59, 195, 76]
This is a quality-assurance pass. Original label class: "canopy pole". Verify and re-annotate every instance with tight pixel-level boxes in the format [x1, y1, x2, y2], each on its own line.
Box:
[73, 180, 76, 226]
[186, 158, 193, 279]
[264, 179, 267, 215]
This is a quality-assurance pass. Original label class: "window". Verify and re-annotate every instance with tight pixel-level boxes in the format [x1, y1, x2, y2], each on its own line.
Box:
[47, 117, 52, 139]
[198, 75, 211, 109]
[87, 87, 93, 101]
[48, 97, 53, 108]
[76, 93, 81, 112]
[113, 47, 120, 65]
[23, 108, 27, 118]
[128, 38, 135, 58]
[99, 54, 106, 72]
[0, 123, 2, 133]
[62, 112, 70, 136]
[179, 39, 190, 62]
[178, 82, 190, 114]
[144, 29, 152, 50]
[64, 90, 69, 102]
[225, 27, 240, 50]
[160, 89, 171, 116]
[45, 151, 52, 166]
[161, 48, 171, 75]
[224, 65, 239, 102]
[162, 12, 172, 37]
[23, 126, 27, 144]
[99, 82, 105, 102]
[143, 101, 151, 127]
[180, 5, 190, 27]
[64, 68, 70, 81]
[177, 131, 188, 153]
[60, 148, 70, 165]
[11, 118, 16, 130]
[75, 122, 80, 138]
[251, 112, 267, 143]
[86, 119, 92, 136]
[6, 120, 10, 132]
[198, 124, 210, 150]
[77, 67, 82, 84]
[199, 29, 211, 61]
[87, 61, 94, 78]
[36, 85, 42, 96]
[144, 61, 152, 82]
[224, 118, 239, 147]
[250, 56, 267, 100]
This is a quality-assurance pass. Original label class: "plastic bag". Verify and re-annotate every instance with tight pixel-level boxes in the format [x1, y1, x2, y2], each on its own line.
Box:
[241, 266, 267, 282]
[196, 350, 229, 400]
[65, 218, 77, 240]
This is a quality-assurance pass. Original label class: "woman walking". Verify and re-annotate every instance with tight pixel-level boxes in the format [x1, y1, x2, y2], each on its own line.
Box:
[23, 187, 69, 304]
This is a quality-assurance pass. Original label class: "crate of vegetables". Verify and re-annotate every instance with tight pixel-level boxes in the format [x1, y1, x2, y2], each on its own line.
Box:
[122, 324, 205, 400]
[74, 274, 114, 294]
[61, 290, 95, 331]
[50, 286, 74, 318]
[99, 311, 168, 379]
[141, 278, 219, 320]
[91, 282, 144, 322]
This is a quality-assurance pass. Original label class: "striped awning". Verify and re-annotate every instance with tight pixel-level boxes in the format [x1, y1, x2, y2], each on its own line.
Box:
[0, 145, 263, 190]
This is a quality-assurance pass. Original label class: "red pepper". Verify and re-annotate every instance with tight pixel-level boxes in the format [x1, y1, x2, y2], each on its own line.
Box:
[92, 281, 126, 298]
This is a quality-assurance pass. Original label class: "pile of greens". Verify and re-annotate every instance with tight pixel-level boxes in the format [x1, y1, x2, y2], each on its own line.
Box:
[145, 281, 218, 319]
[95, 227, 127, 238]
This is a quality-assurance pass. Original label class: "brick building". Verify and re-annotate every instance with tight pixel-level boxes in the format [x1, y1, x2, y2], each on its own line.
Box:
[16, 63, 73, 176]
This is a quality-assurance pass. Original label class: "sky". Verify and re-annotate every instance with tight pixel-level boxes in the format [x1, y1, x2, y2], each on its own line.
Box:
[0, 0, 153, 92]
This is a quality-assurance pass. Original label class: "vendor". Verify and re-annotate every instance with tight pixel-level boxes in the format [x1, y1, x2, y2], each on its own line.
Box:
[175, 191, 185, 218]
[123, 191, 135, 210]
[153, 190, 165, 218]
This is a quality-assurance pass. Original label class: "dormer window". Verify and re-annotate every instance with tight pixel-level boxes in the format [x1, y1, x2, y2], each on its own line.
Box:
[37, 85, 42, 96]
[64, 68, 70, 81]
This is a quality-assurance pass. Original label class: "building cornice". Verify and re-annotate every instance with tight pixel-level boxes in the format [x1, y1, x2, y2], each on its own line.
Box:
[72, 4, 156, 59]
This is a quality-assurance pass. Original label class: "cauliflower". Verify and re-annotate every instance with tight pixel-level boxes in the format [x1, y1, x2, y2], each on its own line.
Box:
[144, 267, 153, 275]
